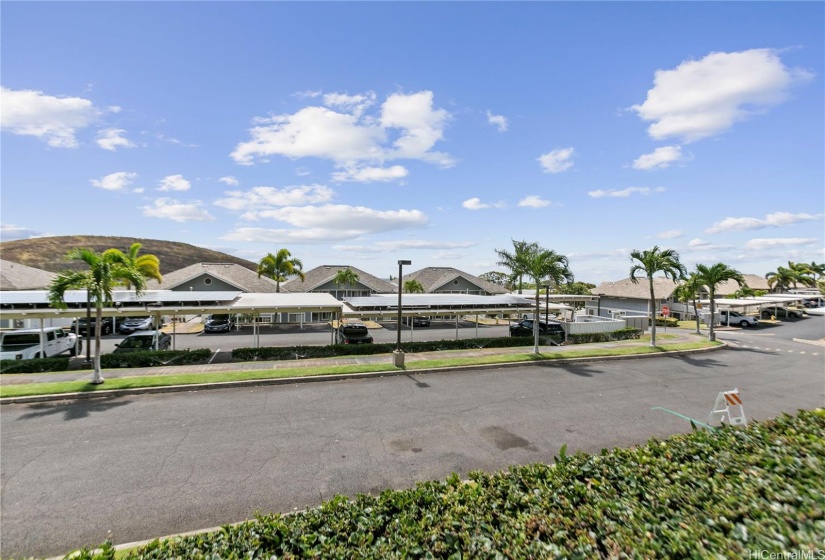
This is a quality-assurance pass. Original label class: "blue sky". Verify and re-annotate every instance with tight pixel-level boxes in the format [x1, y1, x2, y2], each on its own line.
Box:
[2, 2, 823, 284]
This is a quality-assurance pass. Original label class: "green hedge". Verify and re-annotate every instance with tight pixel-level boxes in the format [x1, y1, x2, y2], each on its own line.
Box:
[654, 316, 679, 327]
[69, 410, 825, 559]
[566, 327, 643, 344]
[0, 357, 70, 374]
[99, 349, 212, 369]
[231, 336, 559, 361]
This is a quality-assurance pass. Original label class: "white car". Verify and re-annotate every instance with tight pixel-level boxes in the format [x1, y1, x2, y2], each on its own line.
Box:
[719, 310, 759, 327]
[0, 327, 81, 360]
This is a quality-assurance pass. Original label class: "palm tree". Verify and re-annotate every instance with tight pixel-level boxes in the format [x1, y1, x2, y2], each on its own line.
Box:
[495, 239, 539, 294]
[766, 263, 815, 292]
[120, 243, 162, 289]
[694, 263, 744, 342]
[49, 248, 146, 384]
[787, 261, 816, 288]
[257, 249, 305, 292]
[333, 268, 360, 300]
[522, 246, 574, 354]
[808, 261, 825, 280]
[674, 273, 702, 335]
[629, 246, 686, 347]
[403, 279, 425, 293]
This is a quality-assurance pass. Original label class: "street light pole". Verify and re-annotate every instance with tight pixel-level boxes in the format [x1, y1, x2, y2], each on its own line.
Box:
[395, 260, 411, 367]
[544, 284, 550, 322]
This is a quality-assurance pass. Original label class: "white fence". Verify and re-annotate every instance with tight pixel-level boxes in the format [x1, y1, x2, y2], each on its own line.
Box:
[564, 317, 627, 335]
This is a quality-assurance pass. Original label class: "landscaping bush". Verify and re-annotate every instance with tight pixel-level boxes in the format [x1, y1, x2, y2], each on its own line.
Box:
[0, 356, 70, 374]
[99, 349, 212, 369]
[566, 327, 643, 344]
[653, 315, 679, 327]
[70, 409, 825, 559]
[232, 336, 558, 361]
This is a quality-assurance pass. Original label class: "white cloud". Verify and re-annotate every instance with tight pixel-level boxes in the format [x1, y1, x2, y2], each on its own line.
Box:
[218, 176, 239, 186]
[331, 165, 409, 183]
[295, 167, 311, 177]
[158, 174, 191, 192]
[632, 145, 687, 170]
[333, 240, 475, 253]
[242, 204, 428, 233]
[0, 224, 48, 241]
[215, 184, 334, 211]
[657, 229, 684, 239]
[90, 171, 138, 191]
[706, 211, 824, 234]
[486, 110, 508, 132]
[141, 198, 214, 222]
[632, 49, 813, 143]
[323, 91, 376, 117]
[538, 147, 574, 173]
[588, 186, 665, 198]
[96, 128, 135, 151]
[568, 248, 630, 261]
[432, 251, 468, 260]
[462, 197, 506, 210]
[686, 238, 734, 252]
[744, 238, 818, 251]
[517, 195, 553, 208]
[231, 90, 452, 171]
[0, 87, 102, 147]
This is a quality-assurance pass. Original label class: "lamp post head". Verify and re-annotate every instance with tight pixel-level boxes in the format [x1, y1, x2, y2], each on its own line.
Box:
[398, 260, 411, 266]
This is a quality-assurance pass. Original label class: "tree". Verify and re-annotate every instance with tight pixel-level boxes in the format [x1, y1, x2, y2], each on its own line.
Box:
[787, 261, 816, 287]
[694, 263, 744, 342]
[674, 274, 702, 335]
[522, 246, 574, 354]
[121, 242, 162, 289]
[257, 249, 305, 293]
[728, 284, 766, 299]
[807, 261, 825, 280]
[403, 279, 425, 293]
[49, 248, 146, 384]
[556, 281, 596, 296]
[332, 268, 360, 299]
[478, 271, 511, 288]
[495, 239, 539, 294]
[766, 263, 815, 292]
[629, 246, 686, 347]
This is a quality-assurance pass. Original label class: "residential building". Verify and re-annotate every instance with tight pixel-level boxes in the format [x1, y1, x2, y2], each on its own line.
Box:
[146, 263, 280, 293]
[401, 267, 508, 296]
[587, 277, 680, 319]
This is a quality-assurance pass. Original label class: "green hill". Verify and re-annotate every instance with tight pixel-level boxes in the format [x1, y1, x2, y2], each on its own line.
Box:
[0, 235, 258, 274]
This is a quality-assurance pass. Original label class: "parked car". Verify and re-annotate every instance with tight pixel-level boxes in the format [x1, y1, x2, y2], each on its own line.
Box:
[71, 317, 114, 335]
[113, 330, 172, 353]
[119, 316, 156, 334]
[802, 299, 822, 308]
[403, 316, 431, 327]
[203, 314, 235, 333]
[509, 319, 565, 342]
[760, 306, 804, 319]
[719, 310, 759, 327]
[0, 327, 81, 360]
[335, 323, 374, 344]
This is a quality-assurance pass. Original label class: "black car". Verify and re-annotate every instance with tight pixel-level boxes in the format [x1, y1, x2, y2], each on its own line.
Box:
[509, 319, 565, 341]
[403, 316, 431, 327]
[113, 330, 172, 353]
[71, 317, 114, 335]
[204, 314, 235, 333]
[336, 323, 374, 344]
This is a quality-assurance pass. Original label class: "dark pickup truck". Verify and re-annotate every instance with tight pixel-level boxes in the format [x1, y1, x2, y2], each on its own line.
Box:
[335, 323, 374, 344]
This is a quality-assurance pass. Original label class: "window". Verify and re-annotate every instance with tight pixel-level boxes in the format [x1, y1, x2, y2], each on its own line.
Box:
[203, 277, 213, 285]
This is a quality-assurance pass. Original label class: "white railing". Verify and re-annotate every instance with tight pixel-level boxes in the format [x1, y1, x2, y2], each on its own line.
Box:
[566, 317, 626, 335]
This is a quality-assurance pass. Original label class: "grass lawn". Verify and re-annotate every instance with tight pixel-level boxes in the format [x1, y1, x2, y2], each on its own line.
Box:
[0, 340, 721, 399]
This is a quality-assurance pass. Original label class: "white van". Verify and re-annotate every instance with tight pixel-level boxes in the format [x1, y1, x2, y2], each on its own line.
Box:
[0, 327, 81, 360]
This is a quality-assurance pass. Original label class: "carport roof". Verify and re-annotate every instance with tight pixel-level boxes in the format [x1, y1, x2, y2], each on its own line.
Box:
[342, 294, 546, 318]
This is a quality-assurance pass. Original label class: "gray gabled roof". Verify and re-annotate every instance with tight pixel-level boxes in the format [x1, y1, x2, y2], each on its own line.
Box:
[281, 265, 397, 293]
[713, 274, 771, 295]
[0, 260, 57, 291]
[146, 263, 282, 293]
[591, 277, 680, 300]
[401, 267, 508, 294]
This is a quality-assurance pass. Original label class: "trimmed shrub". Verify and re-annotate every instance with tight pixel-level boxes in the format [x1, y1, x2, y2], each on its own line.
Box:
[566, 327, 643, 344]
[232, 336, 557, 362]
[68, 410, 825, 559]
[99, 349, 212, 369]
[0, 357, 70, 374]
[653, 316, 679, 327]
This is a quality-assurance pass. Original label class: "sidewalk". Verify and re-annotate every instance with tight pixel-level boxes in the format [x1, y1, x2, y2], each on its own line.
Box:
[1, 331, 705, 387]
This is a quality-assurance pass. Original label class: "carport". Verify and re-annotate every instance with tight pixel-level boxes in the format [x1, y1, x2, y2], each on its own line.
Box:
[700, 294, 811, 326]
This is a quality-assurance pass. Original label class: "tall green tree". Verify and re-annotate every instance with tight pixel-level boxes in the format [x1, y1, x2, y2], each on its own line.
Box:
[522, 246, 574, 354]
[257, 249, 305, 293]
[807, 261, 825, 280]
[333, 268, 360, 299]
[695, 263, 744, 342]
[403, 279, 425, 293]
[121, 242, 162, 289]
[49, 248, 146, 384]
[674, 274, 702, 335]
[629, 246, 686, 347]
[766, 263, 815, 292]
[478, 271, 511, 288]
[495, 239, 539, 294]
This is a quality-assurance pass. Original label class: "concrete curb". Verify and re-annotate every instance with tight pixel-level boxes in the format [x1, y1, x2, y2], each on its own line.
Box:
[1, 342, 726, 405]
[792, 337, 825, 347]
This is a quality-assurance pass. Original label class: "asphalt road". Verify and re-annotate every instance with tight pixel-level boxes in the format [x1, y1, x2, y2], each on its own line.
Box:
[2, 318, 823, 558]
